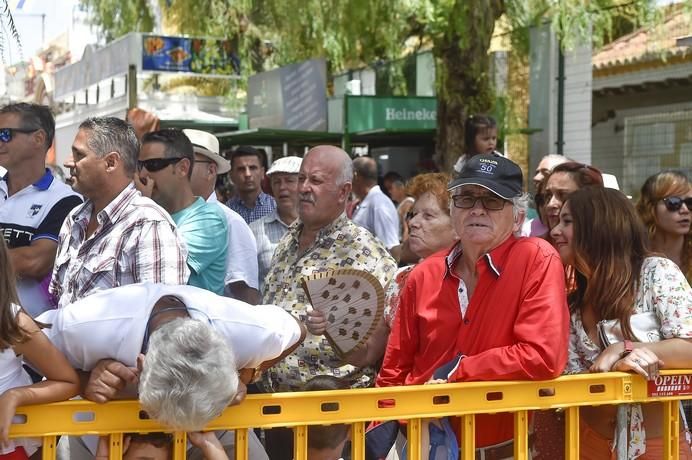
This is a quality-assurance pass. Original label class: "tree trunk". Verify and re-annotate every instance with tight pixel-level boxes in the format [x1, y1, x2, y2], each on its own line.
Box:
[434, 0, 505, 173]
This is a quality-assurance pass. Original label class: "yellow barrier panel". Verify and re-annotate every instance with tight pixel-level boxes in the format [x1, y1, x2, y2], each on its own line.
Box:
[514, 410, 528, 460]
[565, 406, 579, 460]
[460, 414, 475, 459]
[10, 371, 692, 459]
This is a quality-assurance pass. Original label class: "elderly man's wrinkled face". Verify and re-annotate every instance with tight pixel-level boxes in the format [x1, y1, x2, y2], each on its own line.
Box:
[298, 150, 350, 229]
[451, 185, 519, 253]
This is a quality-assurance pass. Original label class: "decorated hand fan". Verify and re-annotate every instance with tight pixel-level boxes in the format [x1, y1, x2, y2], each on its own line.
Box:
[300, 268, 385, 358]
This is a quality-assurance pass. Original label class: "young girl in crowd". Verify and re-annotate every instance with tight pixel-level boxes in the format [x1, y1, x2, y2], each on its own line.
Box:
[0, 238, 80, 459]
[636, 170, 692, 282]
[551, 187, 692, 459]
[453, 114, 500, 173]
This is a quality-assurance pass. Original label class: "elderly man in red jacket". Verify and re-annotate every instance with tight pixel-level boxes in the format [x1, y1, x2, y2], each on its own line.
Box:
[377, 154, 569, 458]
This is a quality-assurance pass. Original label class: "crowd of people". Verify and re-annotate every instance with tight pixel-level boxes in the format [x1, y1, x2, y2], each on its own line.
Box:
[0, 104, 690, 460]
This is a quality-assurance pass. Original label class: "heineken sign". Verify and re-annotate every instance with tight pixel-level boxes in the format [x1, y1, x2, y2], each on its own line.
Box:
[347, 96, 437, 132]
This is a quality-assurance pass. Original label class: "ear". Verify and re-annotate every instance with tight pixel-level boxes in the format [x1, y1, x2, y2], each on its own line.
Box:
[337, 181, 352, 204]
[513, 210, 526, 233]
[178, 157, 192, 177]
[34, 129, 48, 149]
[104, 152, 119, 172]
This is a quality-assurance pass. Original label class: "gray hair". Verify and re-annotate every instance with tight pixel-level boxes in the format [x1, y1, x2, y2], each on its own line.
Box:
[512, 192, 530, 235]
[138, 318, 239, 431]
[78, 117, 139, 177]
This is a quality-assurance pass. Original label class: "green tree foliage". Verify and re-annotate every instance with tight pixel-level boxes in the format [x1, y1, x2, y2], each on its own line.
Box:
[81, 0, 670, 170]
[80, 0, 154, 42]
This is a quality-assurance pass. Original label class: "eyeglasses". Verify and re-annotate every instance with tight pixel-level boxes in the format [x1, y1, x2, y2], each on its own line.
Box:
[662, 196, 692, 212]
[451, 194, 508, 211]
[137, 157, 184, 172]
[0, 127, 39, 143]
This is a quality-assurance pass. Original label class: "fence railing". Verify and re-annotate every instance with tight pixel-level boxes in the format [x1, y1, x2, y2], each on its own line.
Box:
[10, 370, 692, 460]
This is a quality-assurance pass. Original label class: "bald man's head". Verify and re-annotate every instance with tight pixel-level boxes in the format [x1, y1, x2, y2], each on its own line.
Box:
[298, 145, 353, 229]
[304, 146, 353, 186]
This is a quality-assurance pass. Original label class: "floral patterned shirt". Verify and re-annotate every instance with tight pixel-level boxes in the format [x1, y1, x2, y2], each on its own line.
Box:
[260, 213, 397, 392]
[566, 256, 692, 458]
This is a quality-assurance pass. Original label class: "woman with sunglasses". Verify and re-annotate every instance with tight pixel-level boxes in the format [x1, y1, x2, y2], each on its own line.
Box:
[551, 187, 692, 459]
[636, 170, 691, 282]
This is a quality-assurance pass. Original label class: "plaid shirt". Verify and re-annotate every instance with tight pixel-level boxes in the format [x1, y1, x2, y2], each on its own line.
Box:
[249, 210, 292, 291]
[227, 192, 276, 224]
[50, 183, 189, 307]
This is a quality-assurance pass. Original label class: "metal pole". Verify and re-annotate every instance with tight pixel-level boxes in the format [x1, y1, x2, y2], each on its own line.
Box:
[556, 46, 565, 155]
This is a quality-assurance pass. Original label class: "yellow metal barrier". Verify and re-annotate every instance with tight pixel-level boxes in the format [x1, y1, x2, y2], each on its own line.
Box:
[9, 370, 692, 459]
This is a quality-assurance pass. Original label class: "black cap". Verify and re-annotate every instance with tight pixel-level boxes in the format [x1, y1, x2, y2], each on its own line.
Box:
[448, 154, 523, 199]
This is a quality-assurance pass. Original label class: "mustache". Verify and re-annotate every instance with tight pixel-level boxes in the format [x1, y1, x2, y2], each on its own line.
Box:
[299, 193, 315, 204]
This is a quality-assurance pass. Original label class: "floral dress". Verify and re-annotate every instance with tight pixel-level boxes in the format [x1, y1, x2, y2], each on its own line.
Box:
[566, 257, 692, 459]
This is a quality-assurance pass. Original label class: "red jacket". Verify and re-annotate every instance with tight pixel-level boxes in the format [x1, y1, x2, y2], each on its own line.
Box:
[377, 236, 569, 447]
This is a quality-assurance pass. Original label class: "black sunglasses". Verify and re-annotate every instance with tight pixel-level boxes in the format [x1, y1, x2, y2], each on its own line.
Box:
[0, 127, 39, 143]
[662, 196, 692, 212]
[451, 194, 508, 211]
[137, 157, 184, 172]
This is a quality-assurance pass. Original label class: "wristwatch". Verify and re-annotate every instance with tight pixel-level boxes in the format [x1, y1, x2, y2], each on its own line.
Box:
[621, 340, 634, 358]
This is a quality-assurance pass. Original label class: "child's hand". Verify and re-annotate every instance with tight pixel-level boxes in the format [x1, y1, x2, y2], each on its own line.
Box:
[188, 432, 228, 460]
[0, 390, 19, 448]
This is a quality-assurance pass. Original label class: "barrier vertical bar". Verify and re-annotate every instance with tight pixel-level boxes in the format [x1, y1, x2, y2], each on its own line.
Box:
[173, 432, 187, 459]
[514, 410, 529, 460]
[565, 407, 580, 460]
[108, 433, 123, 460]
[407, 418, 422, 460]
[235, 428, 248, 460]
[460, 415, 475, 460]
[663, 400, 680, 460]
[294, 425, 308, 460]
[41, 435, 56, 460]
[351, 421, 365, 460]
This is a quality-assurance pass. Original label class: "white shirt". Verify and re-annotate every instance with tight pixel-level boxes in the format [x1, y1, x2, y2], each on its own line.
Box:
[38, 283, 301, 371]
[207, 193, 259, 291]
[352, 185, 400, 249]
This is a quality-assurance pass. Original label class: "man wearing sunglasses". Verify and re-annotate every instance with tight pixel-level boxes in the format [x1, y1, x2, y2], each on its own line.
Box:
[137, 129, 228, 295]
[50, 117, 189, 308]
[0, 103, 82, 316]
[377, 154, 569, 459]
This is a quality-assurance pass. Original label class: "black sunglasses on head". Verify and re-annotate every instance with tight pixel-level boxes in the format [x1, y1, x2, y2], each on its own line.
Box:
[662, 196, 692, 212]
[0, 127, 39, 143]
[137, 157, 184, 172]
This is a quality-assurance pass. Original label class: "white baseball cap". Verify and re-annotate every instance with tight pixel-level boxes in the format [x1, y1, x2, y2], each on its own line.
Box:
[266, 156, 302, 176]
[183, 129, 231, 174]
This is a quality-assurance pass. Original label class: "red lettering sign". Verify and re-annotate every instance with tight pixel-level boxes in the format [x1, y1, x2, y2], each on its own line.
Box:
[647, 374, 692, 397]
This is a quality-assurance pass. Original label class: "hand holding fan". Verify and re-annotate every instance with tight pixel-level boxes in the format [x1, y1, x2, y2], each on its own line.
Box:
[300, 268, 385, 358]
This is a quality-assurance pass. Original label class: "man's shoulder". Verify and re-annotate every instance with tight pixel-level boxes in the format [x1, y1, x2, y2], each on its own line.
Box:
[176, 198, 227, 228]
[409, 248, 450, 277]
[507, 236, 559, 260]
[119, 194, 176, 224]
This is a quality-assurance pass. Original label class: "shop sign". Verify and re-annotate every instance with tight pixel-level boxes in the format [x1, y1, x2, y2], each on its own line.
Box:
[347, 96, 437, 132]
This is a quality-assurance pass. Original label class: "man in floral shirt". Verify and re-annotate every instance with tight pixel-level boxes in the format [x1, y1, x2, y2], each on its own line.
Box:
[261, 146, 396, 395]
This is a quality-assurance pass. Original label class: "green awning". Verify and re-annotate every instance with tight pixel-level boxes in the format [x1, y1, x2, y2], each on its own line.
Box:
[159, 119, 239, 134]
[350, 128, 435, 147]
[216, 128, 342, 148]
